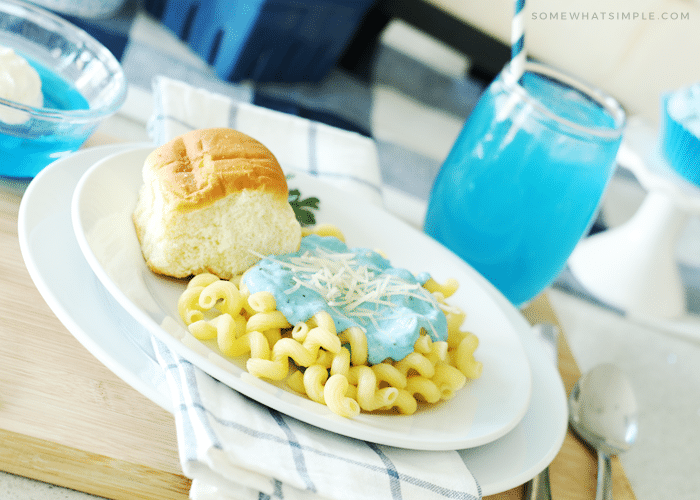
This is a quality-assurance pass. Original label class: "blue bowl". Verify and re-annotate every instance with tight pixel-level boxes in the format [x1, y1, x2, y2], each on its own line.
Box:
[0, 0, 127, 178]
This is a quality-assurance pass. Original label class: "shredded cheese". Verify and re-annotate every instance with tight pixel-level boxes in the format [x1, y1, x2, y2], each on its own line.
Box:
[251, 247, 441, 337]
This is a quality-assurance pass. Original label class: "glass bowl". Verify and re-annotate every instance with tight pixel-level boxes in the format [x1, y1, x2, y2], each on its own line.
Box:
[0, 0, 127, 178]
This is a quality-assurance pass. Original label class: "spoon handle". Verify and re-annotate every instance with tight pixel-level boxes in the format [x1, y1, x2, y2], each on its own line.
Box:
[523, 466, 552, 500]
[596, 449, 613, 500]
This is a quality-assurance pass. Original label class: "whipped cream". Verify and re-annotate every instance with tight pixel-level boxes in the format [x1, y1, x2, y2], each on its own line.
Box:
[668, 82, 700, 137]
[0, 45, 44, 124]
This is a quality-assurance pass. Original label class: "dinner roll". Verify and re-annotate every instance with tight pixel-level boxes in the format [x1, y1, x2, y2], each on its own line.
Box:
[133, 127, 301, 279]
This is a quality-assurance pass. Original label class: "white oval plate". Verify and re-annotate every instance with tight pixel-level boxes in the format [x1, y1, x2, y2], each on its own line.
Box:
[19, 144, 566, 493]
[70, 146, 532, 451]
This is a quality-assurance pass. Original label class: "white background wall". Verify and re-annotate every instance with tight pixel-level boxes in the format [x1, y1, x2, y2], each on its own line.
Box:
[428, 0, 700, 124]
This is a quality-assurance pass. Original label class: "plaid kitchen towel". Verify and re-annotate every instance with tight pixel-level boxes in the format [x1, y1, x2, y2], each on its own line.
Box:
[152, 338, 480, 500]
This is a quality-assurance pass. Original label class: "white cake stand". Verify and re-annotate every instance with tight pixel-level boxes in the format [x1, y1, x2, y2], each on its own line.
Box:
[568, 117, 700, 321]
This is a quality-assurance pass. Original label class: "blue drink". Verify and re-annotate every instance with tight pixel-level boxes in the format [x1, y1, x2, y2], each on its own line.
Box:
[0, 58, 90, 178]
[424, 63, 625, 306]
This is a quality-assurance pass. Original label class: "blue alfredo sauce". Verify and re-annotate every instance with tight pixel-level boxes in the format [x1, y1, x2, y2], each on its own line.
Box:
[241, 235, 448, 364]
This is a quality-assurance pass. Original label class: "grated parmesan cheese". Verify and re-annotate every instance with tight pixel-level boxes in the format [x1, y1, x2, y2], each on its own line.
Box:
[255, 246, 438, 326]
[245, 235, 448, 364]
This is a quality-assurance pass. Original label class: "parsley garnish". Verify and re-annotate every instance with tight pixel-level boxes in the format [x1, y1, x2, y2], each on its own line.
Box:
[287, 179, 320, 227]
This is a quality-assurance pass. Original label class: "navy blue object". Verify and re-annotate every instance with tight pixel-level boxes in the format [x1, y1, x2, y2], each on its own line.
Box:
[144, 0, 375, 83]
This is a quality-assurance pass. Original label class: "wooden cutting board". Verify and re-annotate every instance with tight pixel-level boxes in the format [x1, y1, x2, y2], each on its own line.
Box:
[0, 153, 635, 500]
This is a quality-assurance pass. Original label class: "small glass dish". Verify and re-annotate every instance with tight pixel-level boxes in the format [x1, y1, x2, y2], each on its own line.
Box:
[0, 0, 127, 178]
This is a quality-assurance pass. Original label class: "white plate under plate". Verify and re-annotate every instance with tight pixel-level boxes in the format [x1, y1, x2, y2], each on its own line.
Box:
[18, 144, 567, 494]
[71, 146, 533, 451]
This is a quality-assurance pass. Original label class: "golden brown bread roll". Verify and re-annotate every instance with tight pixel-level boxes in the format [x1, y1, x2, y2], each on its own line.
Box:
[133, 128, 301, 279]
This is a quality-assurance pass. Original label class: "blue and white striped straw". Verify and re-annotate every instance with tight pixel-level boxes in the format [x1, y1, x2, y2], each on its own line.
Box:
[511, 0, 526, 82]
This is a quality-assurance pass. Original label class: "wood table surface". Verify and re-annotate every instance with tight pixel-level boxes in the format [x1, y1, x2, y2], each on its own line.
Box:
[0, 138, 636, 500]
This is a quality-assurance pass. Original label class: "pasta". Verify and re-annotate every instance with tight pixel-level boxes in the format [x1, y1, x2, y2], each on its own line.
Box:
[302, 223, 346, 242]
[176, 226, 483, 418]
[349, 365, 399, 411]
[324, 374, 360, 418]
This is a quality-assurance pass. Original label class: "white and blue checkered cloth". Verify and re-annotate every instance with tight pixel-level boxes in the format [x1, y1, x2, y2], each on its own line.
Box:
[148, 77, 481, 500]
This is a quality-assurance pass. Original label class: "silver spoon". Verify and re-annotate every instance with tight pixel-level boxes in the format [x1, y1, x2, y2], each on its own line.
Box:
[568, 363, 638, 500]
